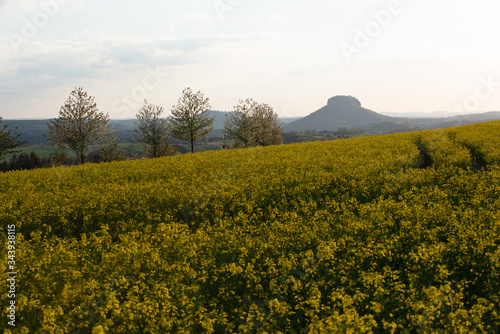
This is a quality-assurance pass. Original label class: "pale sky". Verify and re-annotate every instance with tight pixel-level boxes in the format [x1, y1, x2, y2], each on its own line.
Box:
[1, 0, 499, 119]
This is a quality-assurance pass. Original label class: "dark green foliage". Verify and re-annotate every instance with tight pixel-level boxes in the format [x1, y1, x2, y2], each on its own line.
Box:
[415, 137, 434, 169]
[0, 151, 51, 172]
[0, 116, 26, 160]
[98, 142, 127, 162]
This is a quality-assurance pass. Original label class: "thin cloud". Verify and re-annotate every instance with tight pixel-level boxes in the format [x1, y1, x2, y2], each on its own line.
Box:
[0, 33, 266, 99]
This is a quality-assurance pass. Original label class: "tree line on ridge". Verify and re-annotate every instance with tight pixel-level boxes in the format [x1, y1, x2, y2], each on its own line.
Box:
[0, 86, 284, 170]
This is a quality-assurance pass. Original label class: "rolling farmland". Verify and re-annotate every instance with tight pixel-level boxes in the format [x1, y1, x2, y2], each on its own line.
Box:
[2, 121, 500, 333]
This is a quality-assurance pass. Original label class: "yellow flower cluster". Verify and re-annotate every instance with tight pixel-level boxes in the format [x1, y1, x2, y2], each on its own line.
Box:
[1, 121, 500, 332]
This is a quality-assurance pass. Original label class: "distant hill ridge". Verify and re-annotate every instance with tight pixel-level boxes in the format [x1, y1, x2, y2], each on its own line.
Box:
[285, 96, 388, 132]
[285, 95, 500, 132]
[5, 96, 500, 145]
[3, 111, 299, 145]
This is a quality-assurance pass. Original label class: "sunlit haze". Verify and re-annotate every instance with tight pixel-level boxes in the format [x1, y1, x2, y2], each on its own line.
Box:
[1, 0, 500, 119]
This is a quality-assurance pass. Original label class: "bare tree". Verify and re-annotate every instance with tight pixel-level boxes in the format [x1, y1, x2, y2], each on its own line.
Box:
[134, 99, 176, 158]
[252, 103, 283, 146]
[0, 117, 26, 160]
[46, 87, 116, 164]
[224, 99, 258, 148]
[224, 99, 283, 148]
[170, 88, 214, 153]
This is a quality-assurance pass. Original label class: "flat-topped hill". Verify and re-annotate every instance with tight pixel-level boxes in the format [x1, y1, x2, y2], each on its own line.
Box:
[286, 95, 389, 131]
[285, 95, 500, 132]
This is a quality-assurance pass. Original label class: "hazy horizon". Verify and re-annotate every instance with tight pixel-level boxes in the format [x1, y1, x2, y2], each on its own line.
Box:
[1, 0, 500, 119]
[3, 107, 500, 121]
